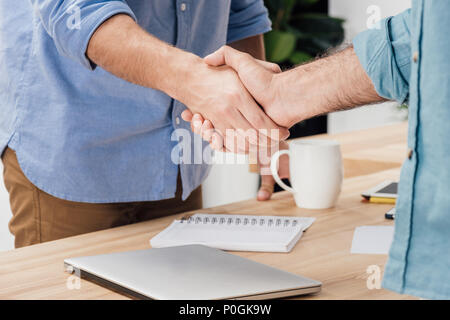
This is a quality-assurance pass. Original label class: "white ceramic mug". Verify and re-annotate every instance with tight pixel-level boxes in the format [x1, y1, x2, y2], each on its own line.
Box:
[270, 140, 343, 209]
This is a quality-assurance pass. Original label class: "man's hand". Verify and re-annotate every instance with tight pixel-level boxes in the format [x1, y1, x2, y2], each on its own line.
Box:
[203, 45, 385, 128]
[181, 112, 290, 201]
[86, 15, 288, 149]
[204, 46, 296, 128]
[181, 57, 285, 153]
[174, 59, 289, 148]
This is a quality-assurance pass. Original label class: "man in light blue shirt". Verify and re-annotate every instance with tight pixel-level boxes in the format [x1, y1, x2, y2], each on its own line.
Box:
[0, 1, 288, 247]
[184, 0, 450, 299]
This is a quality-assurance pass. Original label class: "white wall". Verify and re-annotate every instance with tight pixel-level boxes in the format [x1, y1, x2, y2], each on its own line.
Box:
[0, 163, 14, 251]
[329, 0, 411, 41]
[328, 0, 411, 134]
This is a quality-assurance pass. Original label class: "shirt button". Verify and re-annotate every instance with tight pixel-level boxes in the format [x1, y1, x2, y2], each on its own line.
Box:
[407, 148, 414, 159]
[175, 117, 181, 125]
[413, 51, 419, 63]
[180, 3, 186, 11]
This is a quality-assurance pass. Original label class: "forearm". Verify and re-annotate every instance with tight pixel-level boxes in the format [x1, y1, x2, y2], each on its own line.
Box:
[275, 46, 385, 126]
[88, 18, 285, 139]
[86, 14, 201, 100]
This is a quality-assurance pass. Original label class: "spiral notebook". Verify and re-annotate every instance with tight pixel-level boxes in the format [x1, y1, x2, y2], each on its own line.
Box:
[150, 214, 315, 253]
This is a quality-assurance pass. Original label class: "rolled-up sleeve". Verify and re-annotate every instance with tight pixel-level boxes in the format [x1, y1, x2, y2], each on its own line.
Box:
[353, 9, 411, 103]
[227, 0, 272, 44]
[30, 0, 137, 70]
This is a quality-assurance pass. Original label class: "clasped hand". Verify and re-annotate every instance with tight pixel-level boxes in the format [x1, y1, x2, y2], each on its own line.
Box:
[182, 46, 297, 151]
[181, 46, 292, 200]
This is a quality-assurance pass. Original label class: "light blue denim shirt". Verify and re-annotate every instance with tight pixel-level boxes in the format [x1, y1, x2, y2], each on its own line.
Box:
[0, 0, 271, 202]
[353, 0, 450, 299]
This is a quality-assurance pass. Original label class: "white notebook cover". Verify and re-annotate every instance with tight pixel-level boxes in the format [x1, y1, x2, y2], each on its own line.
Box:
[150, 214, 315, 253]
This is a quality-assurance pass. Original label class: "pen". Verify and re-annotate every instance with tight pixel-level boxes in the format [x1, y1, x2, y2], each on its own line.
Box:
[370, 197, 396, 204]
[385, 207, 396, 220]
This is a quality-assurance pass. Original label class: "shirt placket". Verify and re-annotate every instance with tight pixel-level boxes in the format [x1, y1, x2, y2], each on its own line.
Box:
[172, 0, 192, 191]
[172, 0, 191, 128]
[397, 0, 424, 290]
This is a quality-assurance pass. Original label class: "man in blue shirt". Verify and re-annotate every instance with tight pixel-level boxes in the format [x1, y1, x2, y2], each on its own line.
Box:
[184, 0, 450, 299]
[0, 1, 288, 248]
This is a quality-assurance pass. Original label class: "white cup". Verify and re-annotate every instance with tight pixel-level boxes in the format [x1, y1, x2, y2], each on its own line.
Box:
[270, 140, 343, 209]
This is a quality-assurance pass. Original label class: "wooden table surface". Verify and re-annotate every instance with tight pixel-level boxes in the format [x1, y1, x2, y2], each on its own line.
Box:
[0, 122, 416, 300]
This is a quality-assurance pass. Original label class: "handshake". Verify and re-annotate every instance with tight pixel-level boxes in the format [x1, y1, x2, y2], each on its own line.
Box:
[180, 46, 296, 154]
[179, 45, 379, 153]
[177, 45, 381, 200]
[87, 16, 381, 201]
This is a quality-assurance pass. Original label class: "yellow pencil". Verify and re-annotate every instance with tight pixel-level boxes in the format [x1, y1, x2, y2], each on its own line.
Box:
[369, 197, 396, 204]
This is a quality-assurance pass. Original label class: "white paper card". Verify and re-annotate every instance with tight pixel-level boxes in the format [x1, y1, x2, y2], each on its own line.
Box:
[351, 226, 394, 254]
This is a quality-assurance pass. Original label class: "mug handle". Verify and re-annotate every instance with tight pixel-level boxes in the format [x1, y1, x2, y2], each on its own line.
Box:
[270, 150, 296, 194]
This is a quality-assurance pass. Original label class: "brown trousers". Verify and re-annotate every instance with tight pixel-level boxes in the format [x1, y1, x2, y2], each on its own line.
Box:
[1, 147, 202, 248]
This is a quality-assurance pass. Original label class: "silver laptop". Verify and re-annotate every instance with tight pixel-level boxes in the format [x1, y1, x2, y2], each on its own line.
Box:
[64, 245, 321, 300]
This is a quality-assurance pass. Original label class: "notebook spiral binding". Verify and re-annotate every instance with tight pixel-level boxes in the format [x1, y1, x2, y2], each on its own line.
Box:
[180, 216, 300, 227]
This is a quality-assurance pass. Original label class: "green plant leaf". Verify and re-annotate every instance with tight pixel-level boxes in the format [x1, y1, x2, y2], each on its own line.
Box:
[290, 14, 345, 43]
[297, 0, 320, 6]
[289, 51, 313, 64]
[282, 0, 297, 23]
[290, 13, 345, 51]
[264, 0, 346, 65]
[264, 30, 296, 63]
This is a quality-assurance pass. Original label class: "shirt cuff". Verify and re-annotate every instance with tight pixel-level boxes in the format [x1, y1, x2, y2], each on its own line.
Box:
[353, 9, 411, 104]
[65, 2, 137, 71]
[227, 1, 272, 44]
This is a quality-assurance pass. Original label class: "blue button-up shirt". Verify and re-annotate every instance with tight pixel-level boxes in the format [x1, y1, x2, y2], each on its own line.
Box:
[353, 0, 450, 299]
[0, 1, 271, 202]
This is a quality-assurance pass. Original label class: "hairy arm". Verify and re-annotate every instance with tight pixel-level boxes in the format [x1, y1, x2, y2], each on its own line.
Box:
[86, 15, 287, 140]
[203, 45, 384, 129]
[86, 14, 195, 101]
[186, 45, 385, 153]
[273, 46, 385, 127]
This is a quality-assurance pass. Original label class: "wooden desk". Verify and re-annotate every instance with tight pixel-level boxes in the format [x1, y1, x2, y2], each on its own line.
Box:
[0, 123, 415, 300]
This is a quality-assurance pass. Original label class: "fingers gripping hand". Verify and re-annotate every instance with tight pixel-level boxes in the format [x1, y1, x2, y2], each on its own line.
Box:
[181, 62, 288, 149]
[181, 55, 287, 153]
[181, 110, 246, 153]
[182, 110, 291, 202]
[204, 46, 292, 129]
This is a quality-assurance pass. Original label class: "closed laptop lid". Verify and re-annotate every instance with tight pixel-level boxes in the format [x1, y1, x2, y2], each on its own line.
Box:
[64, 245, 321, 300]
